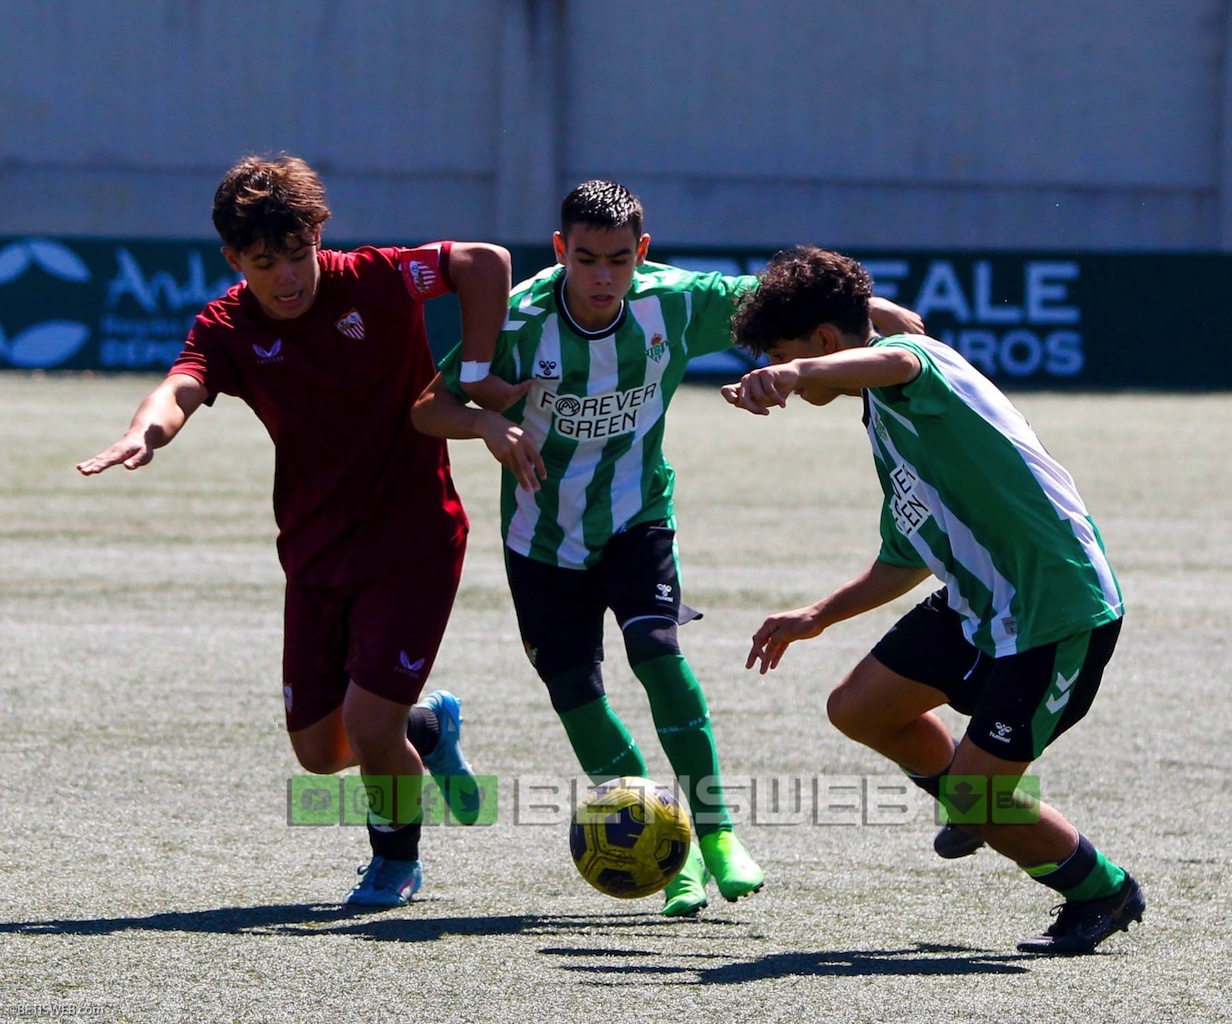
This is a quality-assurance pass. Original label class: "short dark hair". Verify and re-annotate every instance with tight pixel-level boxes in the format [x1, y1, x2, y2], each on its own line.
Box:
[560, 179, 644, 240]
[212, 154, 331, 254]
[731, 246, 873, 355]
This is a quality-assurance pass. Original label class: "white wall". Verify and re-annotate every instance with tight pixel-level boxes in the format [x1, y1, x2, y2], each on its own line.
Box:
[1, 0, 1229, 249]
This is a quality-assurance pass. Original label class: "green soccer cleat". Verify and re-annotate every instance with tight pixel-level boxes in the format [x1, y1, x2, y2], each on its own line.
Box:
[699, 830, 764, 903]
[661, 842, 710, 917]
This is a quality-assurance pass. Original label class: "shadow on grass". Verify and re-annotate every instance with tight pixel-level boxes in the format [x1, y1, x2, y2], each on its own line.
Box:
[0, 910, 1032, 980]
[544, 942, 1033, 982]
[0, 904, 733, 942]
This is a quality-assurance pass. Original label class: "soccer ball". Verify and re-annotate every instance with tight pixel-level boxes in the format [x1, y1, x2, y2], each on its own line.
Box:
[569, 776, 692, 899]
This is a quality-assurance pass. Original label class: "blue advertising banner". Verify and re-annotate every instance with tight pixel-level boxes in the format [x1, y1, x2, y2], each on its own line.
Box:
[2, 237, 1228, 389]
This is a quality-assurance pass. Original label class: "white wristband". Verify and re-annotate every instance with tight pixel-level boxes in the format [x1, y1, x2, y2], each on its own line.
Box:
[459, 360, 491, 384]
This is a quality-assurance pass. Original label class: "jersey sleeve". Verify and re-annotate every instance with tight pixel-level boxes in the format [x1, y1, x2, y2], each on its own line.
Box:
[168, 313, 239, 402]
[682, 271, 760, 358]
[396, 242, 455, 302]
[872, 337, 953, 418]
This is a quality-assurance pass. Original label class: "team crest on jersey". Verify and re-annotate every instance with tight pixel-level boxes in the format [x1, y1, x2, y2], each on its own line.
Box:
[646, 334, 668, 363]
[335, 309, 365, 340]
[407, 258, 438, 294]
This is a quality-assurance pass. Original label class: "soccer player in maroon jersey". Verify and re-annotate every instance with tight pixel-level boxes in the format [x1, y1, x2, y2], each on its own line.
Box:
[77, 155, 517, 907]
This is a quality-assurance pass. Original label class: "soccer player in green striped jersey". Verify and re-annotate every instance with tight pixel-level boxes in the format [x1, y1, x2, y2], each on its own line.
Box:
[415, 183, 923, 915]
[723, 246, 1144, 955]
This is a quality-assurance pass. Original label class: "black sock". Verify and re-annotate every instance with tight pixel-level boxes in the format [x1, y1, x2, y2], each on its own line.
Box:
[904, 769, 943, 801]
[368, 821, 422, 861]
[407, 705, 440, 756]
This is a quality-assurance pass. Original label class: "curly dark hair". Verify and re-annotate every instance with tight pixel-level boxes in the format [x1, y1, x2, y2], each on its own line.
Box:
[212, 154, 331, 254]
[560, 179, 644, 239]
[732, 247, 872, 355]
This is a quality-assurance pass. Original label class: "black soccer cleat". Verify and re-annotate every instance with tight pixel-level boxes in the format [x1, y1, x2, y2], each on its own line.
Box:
[933, 823, 986, 859]
[1017, 874, 1146, 955]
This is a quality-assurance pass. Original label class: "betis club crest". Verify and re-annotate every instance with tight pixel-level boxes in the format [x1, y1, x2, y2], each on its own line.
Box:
[646, 333, 667, 362]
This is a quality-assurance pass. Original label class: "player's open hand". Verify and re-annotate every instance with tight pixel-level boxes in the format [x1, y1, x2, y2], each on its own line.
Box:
[76, 431, 155, 475]
[462, 375, 534, 413]
[721, 364, 800, 415]
[478, 415, 546, 492]
[746, 604, 826, 674]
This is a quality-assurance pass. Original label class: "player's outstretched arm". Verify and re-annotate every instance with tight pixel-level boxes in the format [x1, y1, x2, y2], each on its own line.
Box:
[448, 242, 523, 412]
[746, 560, 931, 674]
[76, 373, 208, 475]
[720, 363, 801, 415]
[413, 374, 545, 492]
[723, 347, 920, 416]
[870, 296, 925, 336]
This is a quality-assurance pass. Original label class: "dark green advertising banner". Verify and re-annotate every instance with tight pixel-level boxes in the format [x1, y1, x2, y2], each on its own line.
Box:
[1, 236, 1228, 389]
[0, 237, 238, 371]
[659, 248, 1232, 389]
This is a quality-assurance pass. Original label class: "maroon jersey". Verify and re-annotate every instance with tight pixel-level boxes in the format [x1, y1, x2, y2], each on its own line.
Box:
[170, 244, 468, 585]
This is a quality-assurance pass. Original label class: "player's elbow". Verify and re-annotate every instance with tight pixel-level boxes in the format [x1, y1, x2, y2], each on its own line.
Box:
[451, 242, 512, 284]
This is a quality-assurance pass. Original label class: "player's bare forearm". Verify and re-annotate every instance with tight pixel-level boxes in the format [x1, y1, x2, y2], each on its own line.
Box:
[723, 347, 919, 417]
[451, 243, 511, 362]
[870, 296, 925, 335]
[746, 560, 930, 674]
[413, 375, 545, 490]
[817, 560, 932, 623]
[794, 347, 920, 391]
[413, 375, 488, 440]
[76, 374, 205, 475]
[450, 243, 517, 411]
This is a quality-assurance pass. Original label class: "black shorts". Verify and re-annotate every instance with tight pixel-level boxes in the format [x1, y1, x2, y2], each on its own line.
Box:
[871, 589, 1122, 761]
[504, 520, 700, 680]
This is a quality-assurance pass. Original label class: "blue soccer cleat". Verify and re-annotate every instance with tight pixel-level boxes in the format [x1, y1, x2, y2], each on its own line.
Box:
[345, 856, 423, 908]
[416, 689, 483, 825]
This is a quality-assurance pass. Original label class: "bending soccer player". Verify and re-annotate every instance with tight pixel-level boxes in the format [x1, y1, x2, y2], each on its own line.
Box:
[722, 246, 1144, 955]
[413, 181, 923, 915]
[78, 155, 511, 908]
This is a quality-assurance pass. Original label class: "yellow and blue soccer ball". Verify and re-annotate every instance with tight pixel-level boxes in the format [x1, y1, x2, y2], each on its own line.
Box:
[569, 776, 692, 899]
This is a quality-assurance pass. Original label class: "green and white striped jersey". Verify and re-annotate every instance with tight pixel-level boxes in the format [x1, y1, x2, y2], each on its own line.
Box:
[439, 261, 756, 568]
[866, 335, 1123, 656]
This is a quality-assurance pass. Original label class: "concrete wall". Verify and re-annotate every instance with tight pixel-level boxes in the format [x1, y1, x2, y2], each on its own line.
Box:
[2, 0, 1230, 250]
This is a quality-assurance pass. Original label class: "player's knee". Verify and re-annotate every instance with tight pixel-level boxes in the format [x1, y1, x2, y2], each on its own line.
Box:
[340, 703, 407, 765]
[827, 683, 876, 743]
[543, 664, 605, 714]
[290, 740, 349, 776]
[622, 616, 680, 667]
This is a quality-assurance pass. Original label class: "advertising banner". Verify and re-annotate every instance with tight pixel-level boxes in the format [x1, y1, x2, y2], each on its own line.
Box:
[1, 237, 1228, 389]
[662, 249, 1232, 389]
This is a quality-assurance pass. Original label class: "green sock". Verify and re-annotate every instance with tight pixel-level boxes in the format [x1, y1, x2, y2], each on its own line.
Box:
[634, 654, 733, 836]
[558, 695, 649, 782]
[1023, 833, 1126, 901]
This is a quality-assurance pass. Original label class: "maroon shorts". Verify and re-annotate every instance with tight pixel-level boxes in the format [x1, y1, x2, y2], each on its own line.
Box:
[281, 534, 466, 732]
